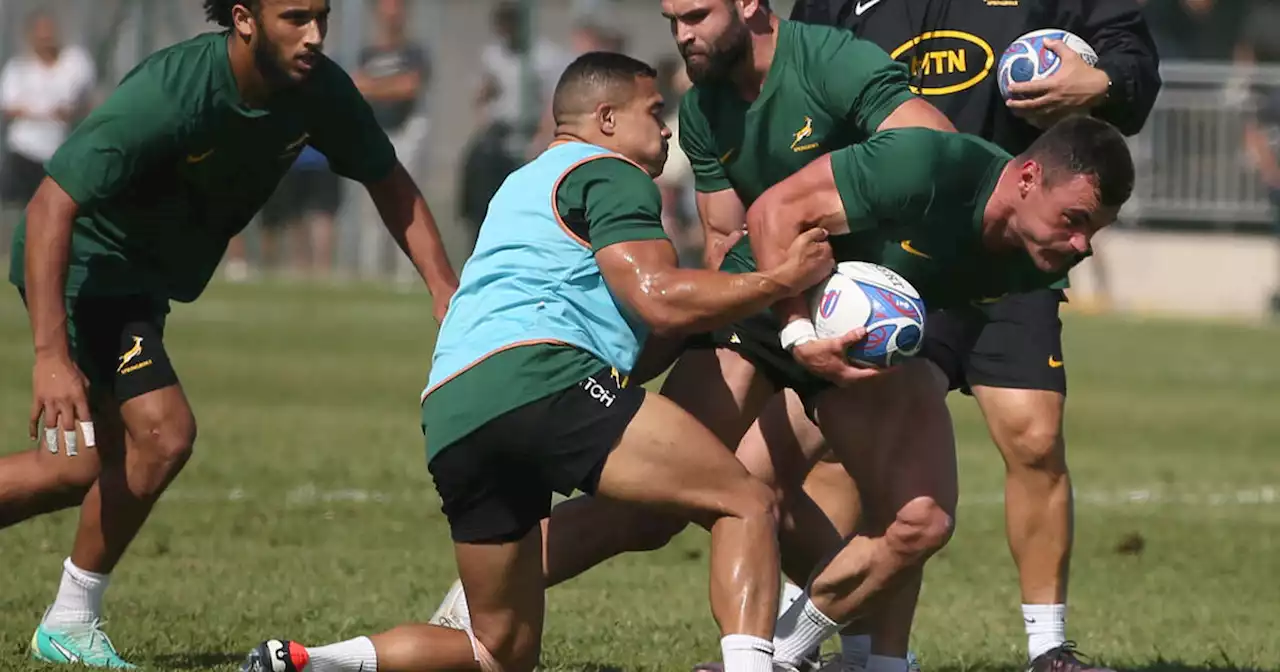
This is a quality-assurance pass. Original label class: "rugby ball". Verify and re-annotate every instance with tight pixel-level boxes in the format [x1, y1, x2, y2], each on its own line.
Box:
[810, 262, 926, 369]
[997, 28, 1098, 100]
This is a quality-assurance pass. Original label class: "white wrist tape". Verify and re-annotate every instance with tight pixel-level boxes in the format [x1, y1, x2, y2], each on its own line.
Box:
[779, 318, 818, 351]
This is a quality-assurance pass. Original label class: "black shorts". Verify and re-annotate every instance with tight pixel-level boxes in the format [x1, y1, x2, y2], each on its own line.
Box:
[18, 291, 180, 404]
[922, 288, 1066, 395]
[1, 152, 46, 204]
[259, 168, 342, 229]
[688, 310, 832, 406]
[427, 366, 646, 544]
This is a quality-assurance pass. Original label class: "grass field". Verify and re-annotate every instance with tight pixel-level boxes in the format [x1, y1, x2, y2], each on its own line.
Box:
[1, 281, 1278, 671]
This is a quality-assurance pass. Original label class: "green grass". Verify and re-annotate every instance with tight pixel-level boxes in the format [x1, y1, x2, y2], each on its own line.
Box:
[1, 281, 1279, 671]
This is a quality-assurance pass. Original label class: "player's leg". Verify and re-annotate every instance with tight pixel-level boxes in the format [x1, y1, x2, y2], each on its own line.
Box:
[773, 359, 957, 669]
[537, 345, 776, 587]
[964, 290, 1104, 671]
[28, 296, 192, 668]
[592, 388, 781, 664]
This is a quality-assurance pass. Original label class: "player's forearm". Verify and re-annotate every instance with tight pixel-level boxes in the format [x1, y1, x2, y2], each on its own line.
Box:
[370, 165, 459, 298]
[24, 182, 76, 359]
[746, 192, 820, 331]
[638, 267, 795, 336]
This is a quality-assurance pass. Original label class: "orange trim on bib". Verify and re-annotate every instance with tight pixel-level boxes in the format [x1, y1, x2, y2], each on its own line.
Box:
[421, 338, 571, 402]
[550, 150, 651, 249]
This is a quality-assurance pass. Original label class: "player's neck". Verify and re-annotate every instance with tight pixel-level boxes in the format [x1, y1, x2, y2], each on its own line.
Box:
[731, 12, 780, 101]
[980, 163, 1020, 251]
[225, 34, 273, 108]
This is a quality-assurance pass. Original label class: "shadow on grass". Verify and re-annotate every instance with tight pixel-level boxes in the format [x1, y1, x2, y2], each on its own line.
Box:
[146, 651, 243, 670]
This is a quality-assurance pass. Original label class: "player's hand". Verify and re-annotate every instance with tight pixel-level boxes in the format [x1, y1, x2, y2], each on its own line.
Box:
[703, 227, 745, 270]
[432, 286, 455, 325]
[791, 327, 886, 386]
[1006, 38, 1110, 129]
[777, 227, 835, 295]
[29, 354, 94, 456]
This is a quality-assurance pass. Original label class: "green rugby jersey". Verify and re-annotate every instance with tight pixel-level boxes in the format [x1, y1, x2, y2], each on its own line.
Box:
[9, 31, 395, 302]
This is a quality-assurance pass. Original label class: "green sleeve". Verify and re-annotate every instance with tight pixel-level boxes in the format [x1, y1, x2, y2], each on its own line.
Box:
[44, 71, 187, 207]
[306, 57, 397, 184]
[678, 90, 732, 194]
[555, 158, 669, 252]
[813, 32, 916, 137]
[831, 129, 944, 232]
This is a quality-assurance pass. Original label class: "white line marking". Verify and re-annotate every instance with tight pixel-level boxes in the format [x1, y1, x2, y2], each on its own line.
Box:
[160, 484, 1280, 509]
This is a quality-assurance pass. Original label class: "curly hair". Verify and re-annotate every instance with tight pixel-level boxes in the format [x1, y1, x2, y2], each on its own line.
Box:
[203, 0, 258, 28]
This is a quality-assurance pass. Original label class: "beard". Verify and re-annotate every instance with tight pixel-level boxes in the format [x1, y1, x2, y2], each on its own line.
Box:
[252, 33, 300, 88]
[680, 18, 751, 85]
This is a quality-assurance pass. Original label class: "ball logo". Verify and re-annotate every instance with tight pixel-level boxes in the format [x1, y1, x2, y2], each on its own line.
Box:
[820, 290, 841, 319]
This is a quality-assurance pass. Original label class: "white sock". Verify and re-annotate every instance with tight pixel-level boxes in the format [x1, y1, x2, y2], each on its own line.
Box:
[43, 558, 109, 628]
[721, 634, 775, 672]
[1023, 604, 1067, 660]
[779, 581, 806, 618]
[306, 636, 378, 672]
[867, 654, 908, 672]
[841, 634, 872, 671]
[773, 595, 843, 666]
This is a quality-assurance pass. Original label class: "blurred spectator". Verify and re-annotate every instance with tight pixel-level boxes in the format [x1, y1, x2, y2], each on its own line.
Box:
[0, 10, 95, 210]
[1236, 0, 1280, 314]
[653, 56, 701, 267]
[459, 1, 572, 239]
[525, 18, 629, 160]
[354, 0, 431, 280]
[1140, 0, 1247, 62]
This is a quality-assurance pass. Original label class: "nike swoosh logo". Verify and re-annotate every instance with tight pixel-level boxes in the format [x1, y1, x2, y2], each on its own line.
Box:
[719, 147, 737, 164]
[900, 240, 932, 259]
[1048, 356, 1064, 368]
[855, 0, 885, 15]
[186, 149, 215, 164]
[49, 639, 79, 663]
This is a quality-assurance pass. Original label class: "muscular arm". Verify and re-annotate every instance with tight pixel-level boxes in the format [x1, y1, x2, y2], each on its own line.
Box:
[697, 188, 748, 270]
[23, 179, 80, 359]
[746, 156, 850, 332]
[597, 236, 824, 337]
[365, 162, 459, 315]
[876, 97, 955, 133]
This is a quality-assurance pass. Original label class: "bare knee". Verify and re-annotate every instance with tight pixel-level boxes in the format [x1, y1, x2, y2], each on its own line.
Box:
[993, 412, 1067, 478]
[474, 624, 540, 672]
[730, 479, 781, 529]
[128, 410, 197, 494]
[885, 496, 954, 562]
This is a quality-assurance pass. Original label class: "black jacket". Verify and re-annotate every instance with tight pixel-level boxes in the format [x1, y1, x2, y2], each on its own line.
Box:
[789, 0, 1162, 154]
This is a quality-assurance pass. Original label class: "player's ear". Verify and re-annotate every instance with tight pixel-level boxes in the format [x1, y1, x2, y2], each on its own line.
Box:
[597, 102, 618, 136]
[740, 0, 763, 19]
[232, 2, 257, 43]
[1018, 159, 1041, 198]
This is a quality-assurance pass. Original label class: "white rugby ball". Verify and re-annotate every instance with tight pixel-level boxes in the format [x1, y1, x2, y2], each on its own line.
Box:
[998, 28, 1098, 100]
[809, 262, 927, 369]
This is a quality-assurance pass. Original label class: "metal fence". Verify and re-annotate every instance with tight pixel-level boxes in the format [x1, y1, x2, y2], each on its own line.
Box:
[1123, 62, 1280, 232]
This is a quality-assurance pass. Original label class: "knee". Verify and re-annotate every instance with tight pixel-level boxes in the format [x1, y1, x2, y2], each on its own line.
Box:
[474, 625, 540, 672]
[995, 414, 1066, 477]
[885, 496, 954, 561]
[132, 411, 197, 476]
[735, 479, 782, 529]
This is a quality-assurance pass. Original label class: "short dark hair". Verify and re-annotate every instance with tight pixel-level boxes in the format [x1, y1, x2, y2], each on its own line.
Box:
[552, 51, 658, 125]
[1021, 116, 1134, 209]
[204, 0, 258, 28]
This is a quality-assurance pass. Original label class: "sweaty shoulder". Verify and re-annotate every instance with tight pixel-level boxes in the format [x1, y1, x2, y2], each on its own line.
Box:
[556, 155, 667, 252]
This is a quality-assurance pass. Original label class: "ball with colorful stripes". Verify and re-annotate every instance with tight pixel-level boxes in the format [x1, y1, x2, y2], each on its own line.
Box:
[810, 262, 926, 369]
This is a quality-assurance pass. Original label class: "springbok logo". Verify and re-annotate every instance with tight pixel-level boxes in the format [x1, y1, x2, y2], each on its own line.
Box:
[791, 116, 819, 152]
[118, 336, 144, 373]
